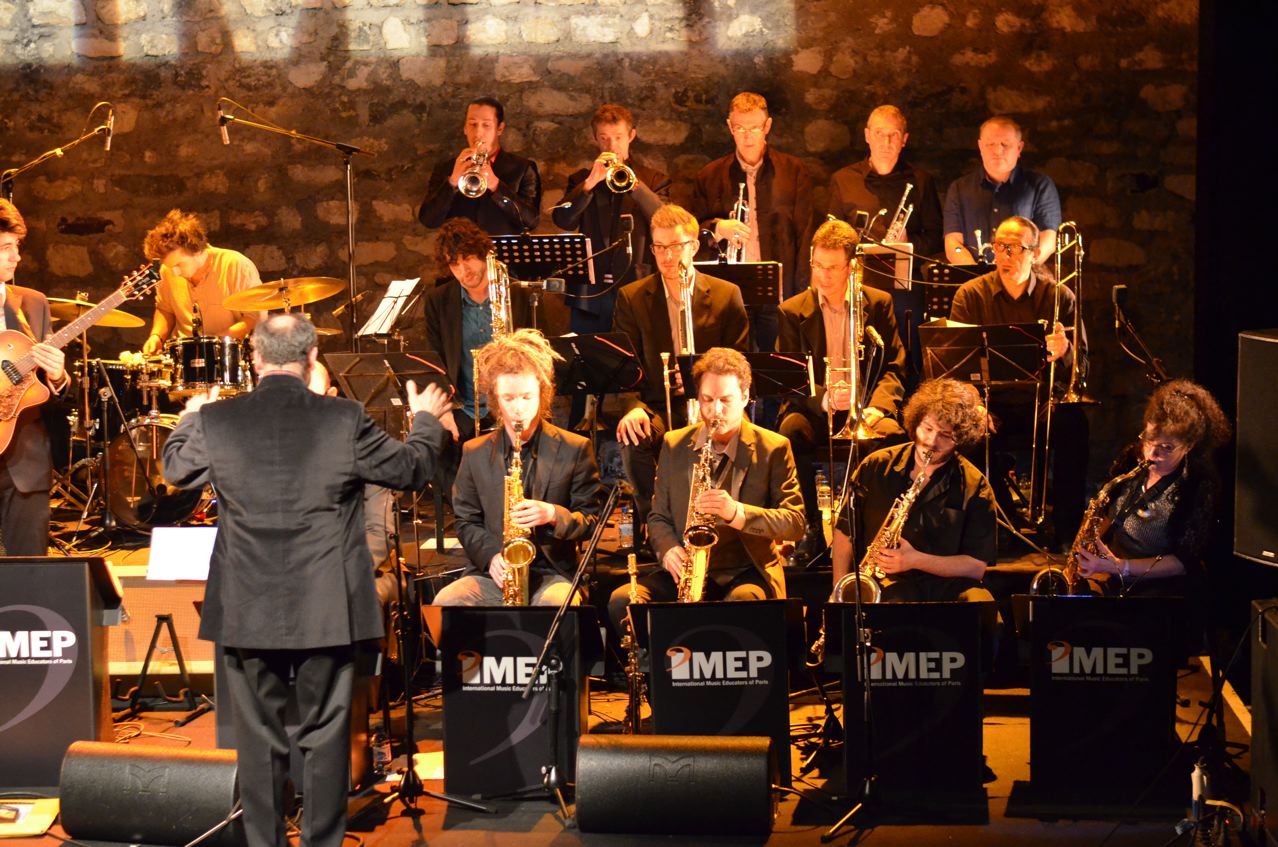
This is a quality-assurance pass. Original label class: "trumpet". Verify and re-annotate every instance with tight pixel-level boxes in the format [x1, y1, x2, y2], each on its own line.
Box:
[726, 181, 749, 263]
[882, 182, 914, 243]
[600, 153, 636, 193]
[458, 141, 490, 198]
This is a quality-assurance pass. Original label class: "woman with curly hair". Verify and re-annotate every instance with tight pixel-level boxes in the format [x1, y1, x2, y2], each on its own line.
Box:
[1076, 379, 1232, 594]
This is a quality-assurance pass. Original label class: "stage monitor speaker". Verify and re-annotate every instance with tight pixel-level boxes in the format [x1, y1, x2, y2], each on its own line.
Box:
[575, 734, 776, 835]
[1251, 601, 1278, 847]
[59, 741, 245, 847]
[1236, 330, 1278, 566]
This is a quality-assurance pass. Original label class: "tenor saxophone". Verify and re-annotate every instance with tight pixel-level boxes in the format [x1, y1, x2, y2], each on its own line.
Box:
[1031, 459, 1151, 595]
[677, 418, 721, 603]
[501, 422, 537, 606]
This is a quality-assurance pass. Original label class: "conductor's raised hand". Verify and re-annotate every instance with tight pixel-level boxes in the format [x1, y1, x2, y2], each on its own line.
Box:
[407, 380, 452, 421]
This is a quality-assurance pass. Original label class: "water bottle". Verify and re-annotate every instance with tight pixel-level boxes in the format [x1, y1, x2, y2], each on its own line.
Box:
[371, 724, 392, 776]
[816, 468, 832, 515]
[618, 499, 634, 551]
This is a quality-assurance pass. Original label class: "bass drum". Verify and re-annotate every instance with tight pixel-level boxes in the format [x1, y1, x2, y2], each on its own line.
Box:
[107, 415, 214, 528]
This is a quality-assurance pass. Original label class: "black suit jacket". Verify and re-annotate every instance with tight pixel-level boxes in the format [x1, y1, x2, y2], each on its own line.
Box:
[418, 149, 542, 235]
[610, 271, 751, 419]
[2, 285, 62, 493]
[552, 160, 671, 314]
[690, 147, 816, 301]
[162, 375, 446, 649]
[776, 286, 907, 421]
[452, 422, 603, 579]
[650, 419, 806, 597]
[421, 279, 537, 397]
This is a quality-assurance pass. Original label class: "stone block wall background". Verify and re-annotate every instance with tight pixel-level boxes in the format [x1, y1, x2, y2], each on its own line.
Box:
[1, 0, 1197, 476]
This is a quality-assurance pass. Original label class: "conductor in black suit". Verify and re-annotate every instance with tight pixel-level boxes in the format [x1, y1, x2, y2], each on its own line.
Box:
[162, 313, 452, 847]
[418, 96, 542, 236]
[433, 329, 604, 606]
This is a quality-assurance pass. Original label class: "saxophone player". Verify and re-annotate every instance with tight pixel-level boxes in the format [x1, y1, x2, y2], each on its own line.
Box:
[833, 378, 997, 603]
[606, 348, 805, 630]
[433, 330, 604, 607]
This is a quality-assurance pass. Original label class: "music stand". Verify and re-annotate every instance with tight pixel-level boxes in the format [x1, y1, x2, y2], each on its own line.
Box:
[548, 333, 643, 451]
[860, 243, 914, 292]
[741, 352, 812, 402]
[324, 351, 450, 440]
[693, 260, 782, 306]
[922, 262, 993, 320]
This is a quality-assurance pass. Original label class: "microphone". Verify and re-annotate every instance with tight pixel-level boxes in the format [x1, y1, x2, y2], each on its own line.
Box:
[332, 289, 370, 318]
[103, 108, 114, 153]
[217, 106, 230, 146]
[620, 213, 634, 261]
[859, 208, 887, 240]
[1112, 284, 1127, 330]
[510, 278, 565, 293]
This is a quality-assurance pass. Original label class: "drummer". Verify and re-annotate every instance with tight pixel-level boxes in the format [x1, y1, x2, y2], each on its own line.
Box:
[140, 209, 262, 355]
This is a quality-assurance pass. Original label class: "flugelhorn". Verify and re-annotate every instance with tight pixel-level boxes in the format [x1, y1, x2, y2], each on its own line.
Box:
[458, 141, 490, 198]
[600, 153, 636, 193]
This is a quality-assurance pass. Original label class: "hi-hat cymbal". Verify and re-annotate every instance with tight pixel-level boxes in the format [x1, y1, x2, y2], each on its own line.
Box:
[48, 297, 145, 328]
[222, 277, 345, 311]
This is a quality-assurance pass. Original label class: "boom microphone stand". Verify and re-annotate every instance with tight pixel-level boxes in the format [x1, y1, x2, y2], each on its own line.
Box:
[1, 101, 113, 202]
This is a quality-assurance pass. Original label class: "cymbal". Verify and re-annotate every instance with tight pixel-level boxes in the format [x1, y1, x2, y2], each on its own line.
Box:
[314, 326, 342, 338]
[222, 277, 345, 311]
[48, 297, 145, 329]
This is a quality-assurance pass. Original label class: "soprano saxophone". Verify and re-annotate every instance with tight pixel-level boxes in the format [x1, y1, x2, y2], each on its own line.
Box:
[677, 418, 721, 603]
[501, 422, 536, 606]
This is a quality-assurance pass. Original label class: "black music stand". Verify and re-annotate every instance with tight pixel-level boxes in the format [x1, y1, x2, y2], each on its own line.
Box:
[922, 262, 993, 320]
[694, 260, 782, 307]
[493, 234, 590, 331]
[324, 351, 450, 441]
[548, 333, 643, 451]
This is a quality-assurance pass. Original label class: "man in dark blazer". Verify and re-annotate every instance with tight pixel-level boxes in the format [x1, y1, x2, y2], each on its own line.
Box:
[690, 91, 815, 352]
[607, 347, 805, 629]
[162, 313, 451, 847]
[552, 103, 671, 334]
[422, 217, 536, 440]
[611, 204, 750, 538]
[433, 329, 603, 606]
[0, 199, 70, 556]
[777, 219, 907, 555]
[418, 96, 541, 236]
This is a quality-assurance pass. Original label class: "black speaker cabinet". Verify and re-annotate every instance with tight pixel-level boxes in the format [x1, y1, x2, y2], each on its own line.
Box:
[1236, 330, 1278, 566]
[59, 740, 244, 847]
[1252, 601, 1278, 847]
[575, 734, 776, 835]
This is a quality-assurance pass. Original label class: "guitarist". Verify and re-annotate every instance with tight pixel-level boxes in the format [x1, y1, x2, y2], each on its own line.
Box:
[0, 199, 70, 555]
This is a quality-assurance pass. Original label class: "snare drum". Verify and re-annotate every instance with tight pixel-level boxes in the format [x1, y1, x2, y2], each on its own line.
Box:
[166, 336, 252, 396]
[107, 415, 214, 528]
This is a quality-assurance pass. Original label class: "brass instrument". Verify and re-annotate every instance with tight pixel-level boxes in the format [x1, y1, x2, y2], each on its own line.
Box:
[882, 182, 914, 243]
[678, 418, 721, 603]
[663, 261, 700, 428]
[1031, 459, 1150, 595]
[471, 251, 516, 435]
[621, 552, 647, 733]
[830, 251, 884, 441]
[501, 422, 536, 606]
[458, 141, 490, 198]
[601, 153, 636, 193]
[726, 181, 749, 263]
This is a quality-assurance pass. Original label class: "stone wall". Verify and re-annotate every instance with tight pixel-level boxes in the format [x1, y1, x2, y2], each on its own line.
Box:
[1, 0, 1197, 471]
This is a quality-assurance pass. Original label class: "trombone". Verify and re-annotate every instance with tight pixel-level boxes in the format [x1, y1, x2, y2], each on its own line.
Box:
[662, 261, 701, 428]
[827, 251, 884, 442]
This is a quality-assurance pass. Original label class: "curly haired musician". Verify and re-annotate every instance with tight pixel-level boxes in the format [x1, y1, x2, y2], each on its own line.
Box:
[833, 377, 996, 604]
[433, 329, 604, 607]
[0, 199, 69, 555]
[607, 347, 805, 630]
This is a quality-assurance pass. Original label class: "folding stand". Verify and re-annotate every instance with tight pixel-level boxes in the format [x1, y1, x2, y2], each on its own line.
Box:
[493, 234, 591, 331]
[693, 260, 782, 307]
[548, 333, 643, 452]
[921, 261, 993, 321]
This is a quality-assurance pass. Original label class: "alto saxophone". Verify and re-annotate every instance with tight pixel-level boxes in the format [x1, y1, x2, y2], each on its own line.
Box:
[678, 418, 721, 603]
[1031, 459, 1151, 595]
[808, 449, 934, 666]
[501, 422, 537, 606]
[622, 552, 647, 734]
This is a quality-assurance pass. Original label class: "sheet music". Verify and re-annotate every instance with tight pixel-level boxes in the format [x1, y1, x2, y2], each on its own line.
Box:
[147, 526, 218, 581]
[359, 278, 420, 336]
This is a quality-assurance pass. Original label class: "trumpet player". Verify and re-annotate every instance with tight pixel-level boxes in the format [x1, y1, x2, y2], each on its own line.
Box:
[612, 205, 750, 542]
[418, 97, 542, 236]
[552, 103, 672, 334]
[777, 219, 907, 560]
[433, 330, 604, 607]
[606, 348, 805, 630]
[832, 378, 996, 604]
[826, 105, 944, 260]
[691, 91, 816, 351]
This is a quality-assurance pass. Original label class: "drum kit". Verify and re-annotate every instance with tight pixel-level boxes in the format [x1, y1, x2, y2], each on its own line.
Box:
[54, 276, 345, 536]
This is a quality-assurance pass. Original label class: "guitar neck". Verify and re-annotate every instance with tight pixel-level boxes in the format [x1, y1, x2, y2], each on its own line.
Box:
[13, 287, 132, 380]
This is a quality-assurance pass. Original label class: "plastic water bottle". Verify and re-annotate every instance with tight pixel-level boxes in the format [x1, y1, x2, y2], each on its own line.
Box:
[372, 725, 392, 776]
[618, 499, 634, 551]
[816, 468, 832, 514]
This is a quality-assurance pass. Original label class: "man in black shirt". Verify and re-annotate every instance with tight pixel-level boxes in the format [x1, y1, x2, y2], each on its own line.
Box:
[948, 216, 1089, 545]
[834, 378, 995, 603]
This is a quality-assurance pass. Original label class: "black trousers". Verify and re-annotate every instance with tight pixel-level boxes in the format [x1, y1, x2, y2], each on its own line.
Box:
[0, 463, 49, 556]
[619, 411, 670, 532]
[606, 566, 769, 634]
[221, 644, 355, 847]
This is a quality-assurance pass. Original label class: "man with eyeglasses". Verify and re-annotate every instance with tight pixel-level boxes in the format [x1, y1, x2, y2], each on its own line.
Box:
[949, 216, 1089, 546]
[943, 116, 1061, 265]
[418, 96, 542, 236]
[777, 219, 907, 561]
[827, 105, 944, 260]
[612, 204, 750, 542]
[690, 91, 815, 352]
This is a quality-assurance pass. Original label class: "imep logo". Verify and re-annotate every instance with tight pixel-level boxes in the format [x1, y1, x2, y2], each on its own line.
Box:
[0, 605, 80, 734]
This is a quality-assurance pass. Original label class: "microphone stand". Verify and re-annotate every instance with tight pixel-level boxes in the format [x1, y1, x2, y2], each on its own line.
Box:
[1113, 296, 1169, 384]
[520, 481, 621, 826]
[1, 104, 113, 202]
[216, 99, 373, 352]
[539, 231, 635, 303]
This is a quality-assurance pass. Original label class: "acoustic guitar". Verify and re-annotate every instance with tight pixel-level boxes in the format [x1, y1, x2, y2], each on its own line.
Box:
[0, 261, 161, 455]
